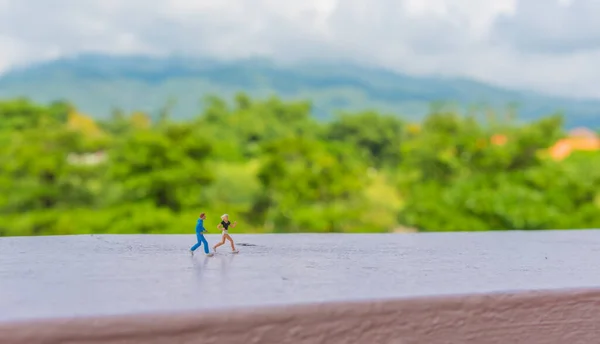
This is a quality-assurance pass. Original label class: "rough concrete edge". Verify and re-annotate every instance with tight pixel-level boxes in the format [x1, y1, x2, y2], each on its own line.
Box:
[2, 288, 600, 344]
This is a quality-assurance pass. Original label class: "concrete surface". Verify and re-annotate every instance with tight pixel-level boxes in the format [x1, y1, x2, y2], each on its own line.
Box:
[2, 230, 600, 323]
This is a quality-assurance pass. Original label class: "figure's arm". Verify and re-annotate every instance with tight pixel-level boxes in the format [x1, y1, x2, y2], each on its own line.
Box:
[217, 223, 223, 230]
[231, 221, 238, 228]
[195, 219, 208, 233]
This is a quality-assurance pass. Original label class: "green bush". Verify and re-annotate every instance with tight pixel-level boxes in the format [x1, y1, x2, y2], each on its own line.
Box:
[1, 95, 599, 236]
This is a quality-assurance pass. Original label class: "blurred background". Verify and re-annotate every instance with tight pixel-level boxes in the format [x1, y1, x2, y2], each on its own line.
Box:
[1, 0, 599, 236]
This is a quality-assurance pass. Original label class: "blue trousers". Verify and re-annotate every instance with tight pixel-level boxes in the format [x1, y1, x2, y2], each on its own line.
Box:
[190, 233, 209, 254]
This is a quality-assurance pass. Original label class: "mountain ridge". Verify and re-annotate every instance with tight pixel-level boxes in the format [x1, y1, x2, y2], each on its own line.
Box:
[0, 54, 599, 128]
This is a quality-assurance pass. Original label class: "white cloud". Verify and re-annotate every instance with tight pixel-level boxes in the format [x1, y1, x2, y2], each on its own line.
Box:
[1, 0, 599, 98]
[491, 0, 600, 54]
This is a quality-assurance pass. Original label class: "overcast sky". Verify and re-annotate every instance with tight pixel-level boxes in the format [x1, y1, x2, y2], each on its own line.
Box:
[1, 0, 599, 98]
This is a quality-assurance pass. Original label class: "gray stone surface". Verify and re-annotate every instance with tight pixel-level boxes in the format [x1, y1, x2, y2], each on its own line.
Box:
[1, 230, 600, 323]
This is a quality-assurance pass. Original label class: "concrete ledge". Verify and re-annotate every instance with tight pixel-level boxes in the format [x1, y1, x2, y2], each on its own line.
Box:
[2, 289, 600, 343]
[3, 231, 600, 342]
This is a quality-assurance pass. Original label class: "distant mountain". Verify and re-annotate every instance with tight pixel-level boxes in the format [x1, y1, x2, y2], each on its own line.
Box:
[0, 54, 599, 128]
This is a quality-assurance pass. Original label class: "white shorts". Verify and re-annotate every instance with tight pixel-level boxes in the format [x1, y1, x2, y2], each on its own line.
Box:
[222, 230, 228, 235]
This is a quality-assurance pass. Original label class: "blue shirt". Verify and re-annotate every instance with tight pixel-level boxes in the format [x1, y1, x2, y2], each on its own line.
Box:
[195, 219, 206, 233]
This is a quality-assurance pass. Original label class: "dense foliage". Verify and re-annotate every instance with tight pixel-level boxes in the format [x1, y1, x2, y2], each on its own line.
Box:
[1, 94, 599, 236]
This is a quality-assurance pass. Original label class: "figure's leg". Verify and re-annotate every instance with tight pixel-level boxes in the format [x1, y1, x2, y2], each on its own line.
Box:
[213, 235, 226, 251]
[225, 234, 236, 251]
[190, 233, 202, 254]
[200, 235, 210, 254]
[190, 242, 201, 251]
